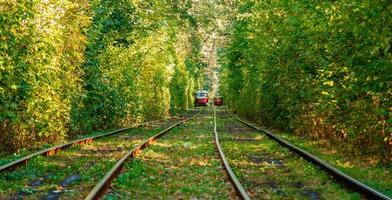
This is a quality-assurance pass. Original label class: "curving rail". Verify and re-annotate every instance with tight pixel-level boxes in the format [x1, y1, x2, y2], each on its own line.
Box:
[225, 109, 391, 200]
[213, 107, 251, 200]
[85, 110, 201, 200]
[0, 110, 192, 172]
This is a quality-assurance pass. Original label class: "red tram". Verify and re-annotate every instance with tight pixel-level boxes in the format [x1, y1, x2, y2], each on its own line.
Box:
[214, 97, 224, 106]
[195, 90, 209, 106]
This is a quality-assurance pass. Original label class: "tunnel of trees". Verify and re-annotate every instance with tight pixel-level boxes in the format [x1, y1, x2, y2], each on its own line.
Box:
[0, 0, 206, 151]
[0, 0, 391, 160]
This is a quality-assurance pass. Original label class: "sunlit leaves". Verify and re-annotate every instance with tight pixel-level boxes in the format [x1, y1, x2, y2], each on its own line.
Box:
[0, 0, 203, 151]
[0, 0, 90, 151]
[220, 0, 391, 157]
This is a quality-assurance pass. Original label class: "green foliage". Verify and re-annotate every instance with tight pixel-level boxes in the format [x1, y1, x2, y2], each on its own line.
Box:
[72, 0, 139, 132]
[72, 0, 202, 132]
[0, 0, 90, 151]
[220, 0, 392, 158]
[0, 0, 205, 151]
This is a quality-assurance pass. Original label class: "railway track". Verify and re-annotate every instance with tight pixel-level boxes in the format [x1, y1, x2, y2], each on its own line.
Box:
[213, 107, 250, 200]
[214, 108, 391, 200]
[0, 110, 198, 199]
[1, 107, 388, 199]
[0, 124, 152, 172]
[0, 110, 192, 172]
[85, 110, 201, 199]
[98, 108, 237, 199]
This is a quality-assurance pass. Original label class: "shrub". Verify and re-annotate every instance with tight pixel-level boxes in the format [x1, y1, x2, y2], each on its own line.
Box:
[0, 0, 90, 151]
[220, 0, 391, 158]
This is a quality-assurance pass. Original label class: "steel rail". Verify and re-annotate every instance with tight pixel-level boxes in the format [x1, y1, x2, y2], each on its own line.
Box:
[85, 110, 201, 200]
[213, 107, 251, 200]
[225, 109, 391, 200]
[0, 110, 192, 172]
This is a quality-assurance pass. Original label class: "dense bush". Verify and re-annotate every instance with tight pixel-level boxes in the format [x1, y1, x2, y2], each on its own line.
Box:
[70, 0, 139, 132]
[220, 0, 391, 158]
[72, 0, 203, 133]
[0, 0, 204, 151]
[0, 0, 90, 151]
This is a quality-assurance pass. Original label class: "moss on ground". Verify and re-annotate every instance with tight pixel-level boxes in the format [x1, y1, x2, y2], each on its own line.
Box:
[0, 123, 170, 199]
[275, 132, 392, 198]
[107, 110, 237, 199]
[230, 109, 391, 198]
[217, 109, 363, 199]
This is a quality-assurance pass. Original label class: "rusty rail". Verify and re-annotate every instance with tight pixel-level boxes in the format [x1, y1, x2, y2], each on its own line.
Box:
[225, 109, 391, 200]
[85, 110, 201, 200]
[0, 110, 192, 172]
[213, 107, 251, 200]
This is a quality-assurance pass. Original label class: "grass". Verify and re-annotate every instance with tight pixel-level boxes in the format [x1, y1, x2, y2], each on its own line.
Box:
[3, 108, 386, 199]
[216, 109, 362, 199]
[0, 123, 170, 199]
[0, 115, 176, 167]
[275, 132, 392, 197]
[230, 110, 391, 198]
[0, 128, 129, 167]
[106, 110, 237, 199]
